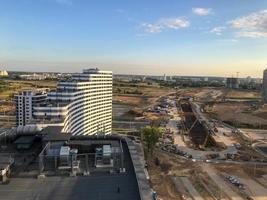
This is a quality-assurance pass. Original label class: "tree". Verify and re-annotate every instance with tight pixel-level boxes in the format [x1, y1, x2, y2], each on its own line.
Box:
[141, 126, 162, 155]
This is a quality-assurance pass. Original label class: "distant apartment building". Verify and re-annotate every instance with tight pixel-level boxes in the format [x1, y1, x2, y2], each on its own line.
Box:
[226, 77, 239, 89]
[15, 89, 47, 126]
[262, 69, 267, 103]
[163, 74, 167, 81]
[0, 70, 8, 77]
[19, 73, 46, 80]
[26, 68, 112, 135]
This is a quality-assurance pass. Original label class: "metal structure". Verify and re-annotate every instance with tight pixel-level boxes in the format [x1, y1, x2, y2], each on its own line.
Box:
[38, 139, 125, 175]
[179, 98, 216, 148]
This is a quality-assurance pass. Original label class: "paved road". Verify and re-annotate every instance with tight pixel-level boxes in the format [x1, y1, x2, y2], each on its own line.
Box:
[180, 177, 204, 200]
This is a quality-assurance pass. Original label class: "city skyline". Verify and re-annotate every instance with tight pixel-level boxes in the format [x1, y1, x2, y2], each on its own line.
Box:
[1, 0, 267, 77]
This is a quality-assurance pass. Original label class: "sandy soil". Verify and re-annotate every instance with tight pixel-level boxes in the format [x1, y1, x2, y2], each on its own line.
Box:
[147, 150, 198, 200]
[213, 126, 237, 146]
[226, 90, 260, 99]
[113, 95, 145, 106]
[0, 80, 56, 100]
[201, 164, 244, 200]
[194, 88, 223, 101]
[213, 102, 267, 127]
[215, 164, 267, 200]
[148, 159, 182, 199]
[0, 104, 15, 115]
[239, 178, 267, 200]
[240, 129, 267, 141]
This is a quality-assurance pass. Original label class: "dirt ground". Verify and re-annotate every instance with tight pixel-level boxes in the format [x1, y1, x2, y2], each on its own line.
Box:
[215, 164, 267, 180]
[147, 150, 213, 200]
[113, 95, 146, 106]
[214, 164, 267, 200]
[0, 80, 57, 99]
[179, 87, 260, 101]
[113, 84, 175, 106]
[213, 102, 267, 127]
[0, 103, 15, 115]
[113, 82, 175, 97]
[178, 87, 225, 101]
[240, 129, 267, 141]
[226, 90, 260, 99]
[147, 151, 191, 200]
[194, 88, 224, 101]
[146, 150, 251, 200]
[147, 148, 267, 200]
[113, 84, 174, 122]
[183, 88, 266, 128]
[145, 87, 267, 200]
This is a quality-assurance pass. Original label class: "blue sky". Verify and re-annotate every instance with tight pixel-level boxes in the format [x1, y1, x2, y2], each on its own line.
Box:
[1, 0, 267, 77]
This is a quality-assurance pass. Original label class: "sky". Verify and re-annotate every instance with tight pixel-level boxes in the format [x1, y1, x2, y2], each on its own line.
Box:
[1, 0, 267, 77]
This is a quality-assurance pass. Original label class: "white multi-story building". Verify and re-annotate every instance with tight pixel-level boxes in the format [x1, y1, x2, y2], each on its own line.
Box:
[0, 70, 8, 77]
[31, 68, 113, 135]
[15, 89, 47, 126]
[262, 69, 267, 103]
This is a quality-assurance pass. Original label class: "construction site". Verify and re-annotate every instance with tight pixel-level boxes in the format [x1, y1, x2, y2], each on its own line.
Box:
[146, 87, 267, 200]
[2, 77, 267, 200]
[179, 98, 216, 149]
[99, 82, 267, 200]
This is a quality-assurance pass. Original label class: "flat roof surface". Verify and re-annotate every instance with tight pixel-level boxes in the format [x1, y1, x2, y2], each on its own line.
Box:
[69, 139, 120, 147]
[41, 126, 72, 142]
[14, 136, 35, 144]
[0, 175, 139, 200]
[41, 126, 63, 134]
[0, 141, 141, 200]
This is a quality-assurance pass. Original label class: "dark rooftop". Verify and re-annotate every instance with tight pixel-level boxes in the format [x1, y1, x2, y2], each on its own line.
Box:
[41, 126, 72, 142]
[0, 138, 142, 200]
[14, 135, 36, 144]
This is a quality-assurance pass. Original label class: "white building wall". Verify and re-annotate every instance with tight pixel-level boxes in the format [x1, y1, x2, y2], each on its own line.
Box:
[32, 69, 112, 135]
[262, 69, 267, 103]
[15, 90, 47, 126]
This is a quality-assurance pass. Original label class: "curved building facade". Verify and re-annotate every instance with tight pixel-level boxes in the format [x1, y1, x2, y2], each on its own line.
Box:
[32, 68, 112, 135]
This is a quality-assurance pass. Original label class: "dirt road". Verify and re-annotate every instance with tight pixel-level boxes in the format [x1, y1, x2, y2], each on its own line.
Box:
[201, 164, 244, 200]
[239, 178, 267, 200]
[180, 176, 204, 200]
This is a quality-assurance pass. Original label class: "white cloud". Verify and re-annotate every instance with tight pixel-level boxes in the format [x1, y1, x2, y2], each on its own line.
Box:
[192, 8, 212, 16]
[229, 9, 267, 38]
[210, 26, 225, 35]
[235, 31, 267, 38]
[216, 39, 238, 43]
[142, 17, 190, 33]
[142, 23, 162, 33]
